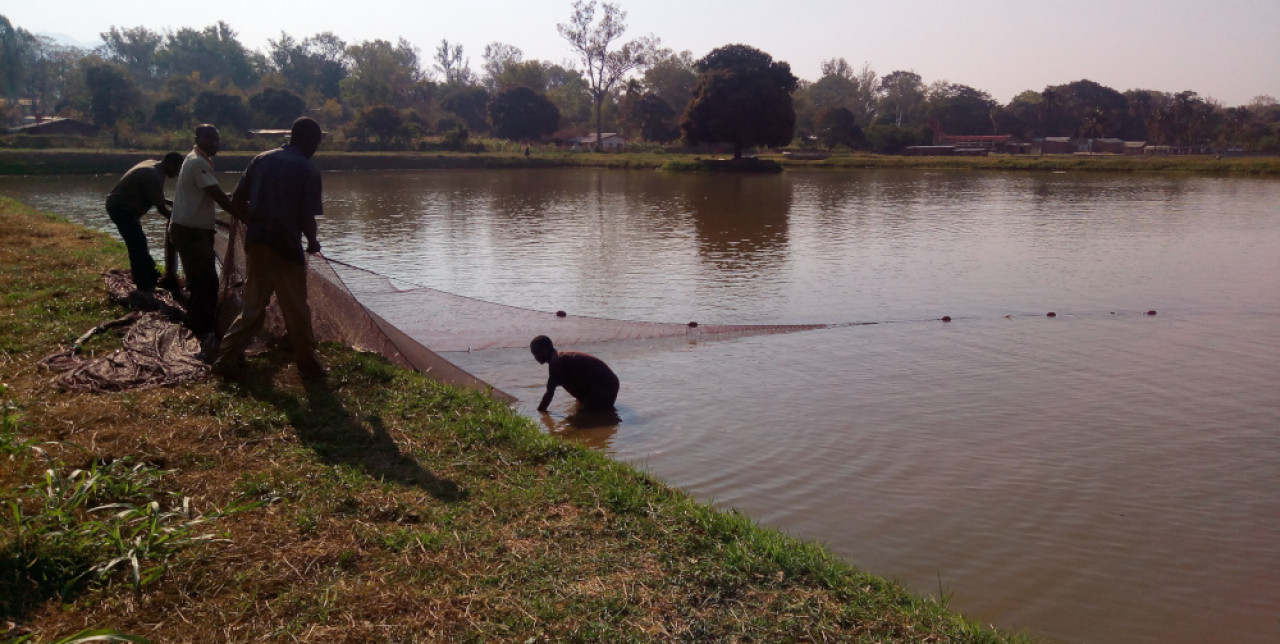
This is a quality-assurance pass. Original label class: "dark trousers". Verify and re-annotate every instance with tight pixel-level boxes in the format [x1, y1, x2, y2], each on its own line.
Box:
[107, 206, 159, 291]
[170, 222, 218, 335]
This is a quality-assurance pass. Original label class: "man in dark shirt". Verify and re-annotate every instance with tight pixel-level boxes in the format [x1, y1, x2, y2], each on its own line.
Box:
[212, 117, 325, 381]
[104, 153, 182, 293]
[530, 335, 620, 412]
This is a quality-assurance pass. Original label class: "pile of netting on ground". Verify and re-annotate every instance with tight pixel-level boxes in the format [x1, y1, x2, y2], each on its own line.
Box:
[41, 271, 208, 392]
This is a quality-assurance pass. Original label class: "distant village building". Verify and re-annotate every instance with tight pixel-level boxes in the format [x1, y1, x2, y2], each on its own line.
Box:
[247, 129, 292, 140]
[1038, 137, 1077, 154]
[1123, 141, 1147, 155]
[6, 117, 99, 137]
[903, 145, 989, 156]
[570, 133, 626, 151]
[1089, 138, 1126, 154]
[937, 134, 1028, 154]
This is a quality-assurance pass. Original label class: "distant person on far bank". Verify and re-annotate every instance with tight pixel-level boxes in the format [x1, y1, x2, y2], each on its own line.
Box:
[170, 124, 236, 342]
[104, 152, 182, 303]
[530, 335, 619, 412]
[212, 117, 326, 382]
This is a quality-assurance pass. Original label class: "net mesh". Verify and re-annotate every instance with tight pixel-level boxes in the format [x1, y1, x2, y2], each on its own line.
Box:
[322, 257, 829, 352]
[46, 219, 831, 398]
[213, 220, 516, 401]
[42, 216, 829, 396]
[214, 218, 830, 402]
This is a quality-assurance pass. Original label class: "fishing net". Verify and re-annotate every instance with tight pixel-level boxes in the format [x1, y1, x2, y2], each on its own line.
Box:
[41, 272, 208, 392]
[322, 257, 829, 352]
[215, 219, 830, 402]
[45, 218, 828, 397]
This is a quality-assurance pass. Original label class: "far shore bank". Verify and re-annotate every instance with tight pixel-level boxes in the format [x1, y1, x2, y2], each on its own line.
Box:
[2, 147, 1278, 177]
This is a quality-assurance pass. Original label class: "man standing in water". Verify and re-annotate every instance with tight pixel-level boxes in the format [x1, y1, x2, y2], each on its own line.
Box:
[104, 152, 182, 302]
[212, 117, 326, 381]
[170, 124, 235, 342]
[530, 335, 620, 412]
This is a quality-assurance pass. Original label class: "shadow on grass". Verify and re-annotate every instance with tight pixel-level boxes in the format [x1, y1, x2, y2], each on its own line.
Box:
[232, 357, 467, 502]
[0, 549, 92, 621]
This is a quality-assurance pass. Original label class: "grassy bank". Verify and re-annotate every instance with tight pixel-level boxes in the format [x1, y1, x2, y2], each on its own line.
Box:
[0, 196, 1022, 642]
[0, 150, 671, 175]
[757, 151, 1280, 176]
[3, 147, 1278, 177]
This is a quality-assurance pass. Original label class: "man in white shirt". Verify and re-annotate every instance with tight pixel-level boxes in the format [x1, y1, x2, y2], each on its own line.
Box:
[169, 124, 235, 342]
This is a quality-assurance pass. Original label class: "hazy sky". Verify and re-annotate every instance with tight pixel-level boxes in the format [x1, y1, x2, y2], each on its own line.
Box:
[7, 0, 1278, 106]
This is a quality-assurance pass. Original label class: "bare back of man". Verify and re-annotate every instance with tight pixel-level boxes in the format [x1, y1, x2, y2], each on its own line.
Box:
[531, 335, 619, 412]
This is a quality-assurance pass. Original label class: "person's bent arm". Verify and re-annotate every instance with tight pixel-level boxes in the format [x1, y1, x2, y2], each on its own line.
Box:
[150, 177, 171, 218]
[204, 184, 235, 219]
[303, 171, 322, 254]
[538, 384, 556, 412]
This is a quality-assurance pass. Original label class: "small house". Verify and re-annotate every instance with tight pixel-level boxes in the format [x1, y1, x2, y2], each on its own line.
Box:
[1123, 141, 1147, 155]
[571, 133, 626, 151]
[7, 117, 99, 137]
[1039, 137, 1076, 154]
[1091, 138, 1126, 154]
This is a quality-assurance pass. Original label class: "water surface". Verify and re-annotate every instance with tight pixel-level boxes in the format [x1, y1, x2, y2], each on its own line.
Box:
[4, 168, 1277, 643]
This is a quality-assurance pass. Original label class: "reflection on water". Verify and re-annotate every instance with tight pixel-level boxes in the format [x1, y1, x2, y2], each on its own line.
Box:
[537, 407, 621, 451]
[4, 168, 1279, 644]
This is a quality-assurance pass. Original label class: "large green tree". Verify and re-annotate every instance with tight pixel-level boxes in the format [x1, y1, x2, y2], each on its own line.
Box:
[557, 0, 661, 148]
[248, 87, 305, 128]
[341, 38, 430, 110]
[354, 104, 407, 145]
[441, 85, 490, 132]
[642, 50, 696, 116]
[16, 34, 79, 116]
[680, 44, 798, 159]
[480, 42, 523, 92]
[924, 81, 996, 135]
[192, 89, 248, 131]
[618, 82, 678, 142]
[0, 15, 37, 98]
[85, 63, 141, 128]
[876, 70, 925, 127]
[815, 106, 862, 149]
[488, 85, 559, 141]
[157, 22, 260, 89]
[545, 64, 592, 129]
[804, 58, 876, 125]
[1043, 79, 1128, 139]
[266, 31, 347, 100]
[98, 26, 163, 88]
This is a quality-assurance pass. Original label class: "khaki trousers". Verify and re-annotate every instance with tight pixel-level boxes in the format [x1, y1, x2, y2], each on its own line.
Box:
[215, 243, 321, 373]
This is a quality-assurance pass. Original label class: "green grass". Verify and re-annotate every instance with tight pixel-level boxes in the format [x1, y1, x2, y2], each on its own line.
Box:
[0, 196, 1028, 642]
[765, 150, 1280, 175]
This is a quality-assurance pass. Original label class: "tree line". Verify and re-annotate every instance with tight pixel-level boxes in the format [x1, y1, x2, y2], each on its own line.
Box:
[2, 5, 1277, 153]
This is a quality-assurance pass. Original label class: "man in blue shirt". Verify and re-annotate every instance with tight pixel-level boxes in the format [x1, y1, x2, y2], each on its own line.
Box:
[212, 117, 325, 381]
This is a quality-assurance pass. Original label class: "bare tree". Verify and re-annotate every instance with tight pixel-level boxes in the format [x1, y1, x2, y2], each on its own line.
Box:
[481, 42, 522, 92]
[557, 0, 661, 149]
[434, 39, 475, 87]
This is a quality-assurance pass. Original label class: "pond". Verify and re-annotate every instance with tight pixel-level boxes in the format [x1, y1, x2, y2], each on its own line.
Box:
[4, 166, 1278, 643]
